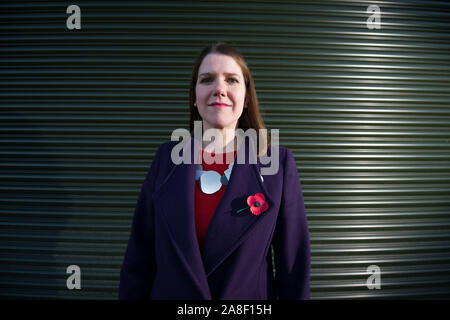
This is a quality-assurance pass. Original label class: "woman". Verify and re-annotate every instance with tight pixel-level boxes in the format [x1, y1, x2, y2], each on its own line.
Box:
[119, 43, 310, 300]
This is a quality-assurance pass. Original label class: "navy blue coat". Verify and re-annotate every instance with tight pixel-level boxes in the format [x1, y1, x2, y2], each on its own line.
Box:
[119, 136, 310, 300]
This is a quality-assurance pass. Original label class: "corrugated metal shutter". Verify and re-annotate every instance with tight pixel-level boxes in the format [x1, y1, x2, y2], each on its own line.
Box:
[1, 0, 450, 299]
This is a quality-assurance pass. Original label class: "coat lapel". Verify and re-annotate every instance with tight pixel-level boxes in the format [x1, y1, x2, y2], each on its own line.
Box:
[201, 153, 275, 276]
[153, 148, 211, 298]
[153, 134, 275, 295]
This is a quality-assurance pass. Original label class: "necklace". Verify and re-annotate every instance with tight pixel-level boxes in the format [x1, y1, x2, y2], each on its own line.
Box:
[195, 163, 233, 194]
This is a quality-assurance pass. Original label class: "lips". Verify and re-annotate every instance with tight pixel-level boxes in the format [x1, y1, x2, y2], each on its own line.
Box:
[209, 102, 230, 107]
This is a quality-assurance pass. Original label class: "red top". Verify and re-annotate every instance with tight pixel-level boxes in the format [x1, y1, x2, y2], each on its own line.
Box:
[194, 148, 237, 250]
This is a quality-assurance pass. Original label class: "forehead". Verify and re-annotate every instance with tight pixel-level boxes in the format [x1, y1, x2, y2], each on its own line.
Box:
[198, 53, 243, 77]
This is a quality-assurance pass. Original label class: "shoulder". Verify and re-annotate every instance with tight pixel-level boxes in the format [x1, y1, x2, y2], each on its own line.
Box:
[259, 145, 295, 164]
[282, 146, 296, 164]
[261, 144, 293, 158]
[276, 146, 296, 165]
[257, 145, 296, 177]
[154, 140, 178, 159]
[143, 140, 178, 183]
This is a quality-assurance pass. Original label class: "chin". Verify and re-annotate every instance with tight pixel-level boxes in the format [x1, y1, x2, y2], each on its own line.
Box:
[206, 120, 232, 129]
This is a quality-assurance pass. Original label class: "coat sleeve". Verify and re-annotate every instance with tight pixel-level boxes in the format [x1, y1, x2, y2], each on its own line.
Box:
[272, 147, 310, 300]
[118, 144, 163, 300]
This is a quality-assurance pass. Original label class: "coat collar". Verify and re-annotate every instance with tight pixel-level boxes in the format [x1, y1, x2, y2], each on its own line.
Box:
[152, 134, 275, 298]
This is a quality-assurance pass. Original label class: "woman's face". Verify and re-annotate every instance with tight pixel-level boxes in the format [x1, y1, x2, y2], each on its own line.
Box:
[195, 53, 247, 132]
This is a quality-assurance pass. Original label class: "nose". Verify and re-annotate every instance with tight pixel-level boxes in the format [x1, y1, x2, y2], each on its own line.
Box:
[213, 80, 227, 97]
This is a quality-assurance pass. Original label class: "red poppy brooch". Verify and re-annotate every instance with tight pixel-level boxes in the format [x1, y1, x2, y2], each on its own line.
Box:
[236, 193, 269, 215]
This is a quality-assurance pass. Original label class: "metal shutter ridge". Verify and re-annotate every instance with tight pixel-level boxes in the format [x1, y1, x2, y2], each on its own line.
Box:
[1, 0, 450, 299]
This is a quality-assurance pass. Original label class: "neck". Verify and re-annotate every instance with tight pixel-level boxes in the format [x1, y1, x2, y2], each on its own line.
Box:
[201, 126, 237, 154]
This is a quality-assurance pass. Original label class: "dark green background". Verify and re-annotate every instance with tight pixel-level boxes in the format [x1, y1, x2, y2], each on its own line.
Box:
[1, 0, 450, 299]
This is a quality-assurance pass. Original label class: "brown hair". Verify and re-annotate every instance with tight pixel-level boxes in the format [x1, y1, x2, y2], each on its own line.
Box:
[189, 42, 270, 156]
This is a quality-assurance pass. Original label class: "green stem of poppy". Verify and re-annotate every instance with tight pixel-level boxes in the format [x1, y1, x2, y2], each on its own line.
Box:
[236, 206, 249, 213]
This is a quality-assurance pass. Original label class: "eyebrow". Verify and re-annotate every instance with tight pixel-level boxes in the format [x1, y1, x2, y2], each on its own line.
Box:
[199, 72, 241, 77]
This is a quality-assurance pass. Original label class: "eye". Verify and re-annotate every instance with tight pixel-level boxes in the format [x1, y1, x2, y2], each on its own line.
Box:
[199, 77, 212, 83]
[227, 77, 239, 83]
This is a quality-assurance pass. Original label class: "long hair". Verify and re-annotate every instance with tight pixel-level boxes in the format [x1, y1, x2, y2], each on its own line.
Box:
[188, 42, 270, 156]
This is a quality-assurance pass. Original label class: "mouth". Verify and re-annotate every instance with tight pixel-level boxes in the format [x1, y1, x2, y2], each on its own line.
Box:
[209, 103, 231, 108]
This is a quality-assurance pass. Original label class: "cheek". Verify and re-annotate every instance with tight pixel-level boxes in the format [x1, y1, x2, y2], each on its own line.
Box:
[230, 87, 246, 104]
[195, 85, 203, 99]
[195, 87, 209, 114]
